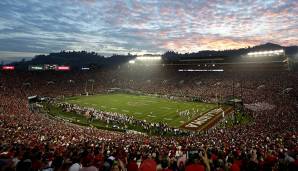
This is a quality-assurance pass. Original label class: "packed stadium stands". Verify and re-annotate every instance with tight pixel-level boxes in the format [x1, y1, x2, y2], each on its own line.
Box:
[0, 64, 297, 171]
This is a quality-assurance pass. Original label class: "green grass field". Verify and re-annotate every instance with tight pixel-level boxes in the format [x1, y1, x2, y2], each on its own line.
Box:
[64, 93, 217, 127]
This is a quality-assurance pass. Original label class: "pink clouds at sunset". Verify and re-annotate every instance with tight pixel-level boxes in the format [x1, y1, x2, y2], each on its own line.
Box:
[0, 0, 297, 59]
[162, 36, 261, 52]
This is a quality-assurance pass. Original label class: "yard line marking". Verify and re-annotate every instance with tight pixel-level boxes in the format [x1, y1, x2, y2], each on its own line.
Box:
[161, 107, 172, 110]
[164, 118, 172, 120]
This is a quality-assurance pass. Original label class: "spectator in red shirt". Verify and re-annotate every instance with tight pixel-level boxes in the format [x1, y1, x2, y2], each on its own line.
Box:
[185, 159, 205, 171]
[139, 154, 157, 171]
[127, 157, 138, 171]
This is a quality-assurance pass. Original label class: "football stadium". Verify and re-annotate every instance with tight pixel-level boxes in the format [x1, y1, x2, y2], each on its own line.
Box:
[1, 0, 298, 171]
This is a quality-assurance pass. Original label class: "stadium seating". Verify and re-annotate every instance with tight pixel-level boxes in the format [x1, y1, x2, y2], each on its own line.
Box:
[0, 69, 297, 171]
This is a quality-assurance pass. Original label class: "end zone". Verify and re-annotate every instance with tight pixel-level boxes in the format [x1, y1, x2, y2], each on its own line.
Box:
[180, 106, 233, 131]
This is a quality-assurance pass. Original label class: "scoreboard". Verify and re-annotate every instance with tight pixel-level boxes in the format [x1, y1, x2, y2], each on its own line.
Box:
[2, 64, 73, 71]
[28, 65, 44, 71]
[44, 64, 58, 70]
[28, 64, 70, 71]
[2, 66, 15, 70]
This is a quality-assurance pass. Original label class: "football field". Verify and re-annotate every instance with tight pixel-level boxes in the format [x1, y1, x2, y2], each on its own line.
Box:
[65, 93, 217, 127]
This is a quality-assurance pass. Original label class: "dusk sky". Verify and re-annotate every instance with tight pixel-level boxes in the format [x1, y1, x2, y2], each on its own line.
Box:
[0, 0, 297, 61]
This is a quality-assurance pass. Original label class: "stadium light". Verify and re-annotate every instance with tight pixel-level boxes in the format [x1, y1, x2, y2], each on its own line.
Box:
[136, 56, 161, 60]
[129, 60, 135, 64]
[247, 49, 284, 57]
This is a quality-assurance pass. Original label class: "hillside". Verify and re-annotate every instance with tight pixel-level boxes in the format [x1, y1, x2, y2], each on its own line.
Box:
[8, 43, 298, 69]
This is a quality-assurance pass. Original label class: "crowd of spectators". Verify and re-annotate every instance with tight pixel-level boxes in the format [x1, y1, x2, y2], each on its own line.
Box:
[0, 67, 297, 171]
[52, 101, 187, 135]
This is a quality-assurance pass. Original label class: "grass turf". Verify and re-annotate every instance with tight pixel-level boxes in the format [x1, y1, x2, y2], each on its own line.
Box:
[43, 103, 126, 132]
[64, 93, 217, 128]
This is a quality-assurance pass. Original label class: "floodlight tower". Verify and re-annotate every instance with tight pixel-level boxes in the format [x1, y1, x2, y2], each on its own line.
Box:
[128, 55, 162, 65]
[247, 49, 285, 57]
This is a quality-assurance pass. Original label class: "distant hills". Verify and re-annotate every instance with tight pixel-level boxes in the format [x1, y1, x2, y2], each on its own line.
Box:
[162, 42, 298, 61]
[10, 51, 136, 70]
[8, 43, 298, 69]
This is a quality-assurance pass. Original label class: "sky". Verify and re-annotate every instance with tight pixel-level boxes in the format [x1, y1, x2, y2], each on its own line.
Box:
[0, 0, 297, 61]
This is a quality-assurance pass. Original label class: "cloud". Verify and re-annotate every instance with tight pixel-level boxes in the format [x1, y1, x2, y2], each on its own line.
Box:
[0, 0, 297, 59]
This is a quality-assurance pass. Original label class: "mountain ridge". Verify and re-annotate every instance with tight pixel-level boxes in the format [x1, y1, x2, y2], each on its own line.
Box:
[6, 43, 298, 68]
